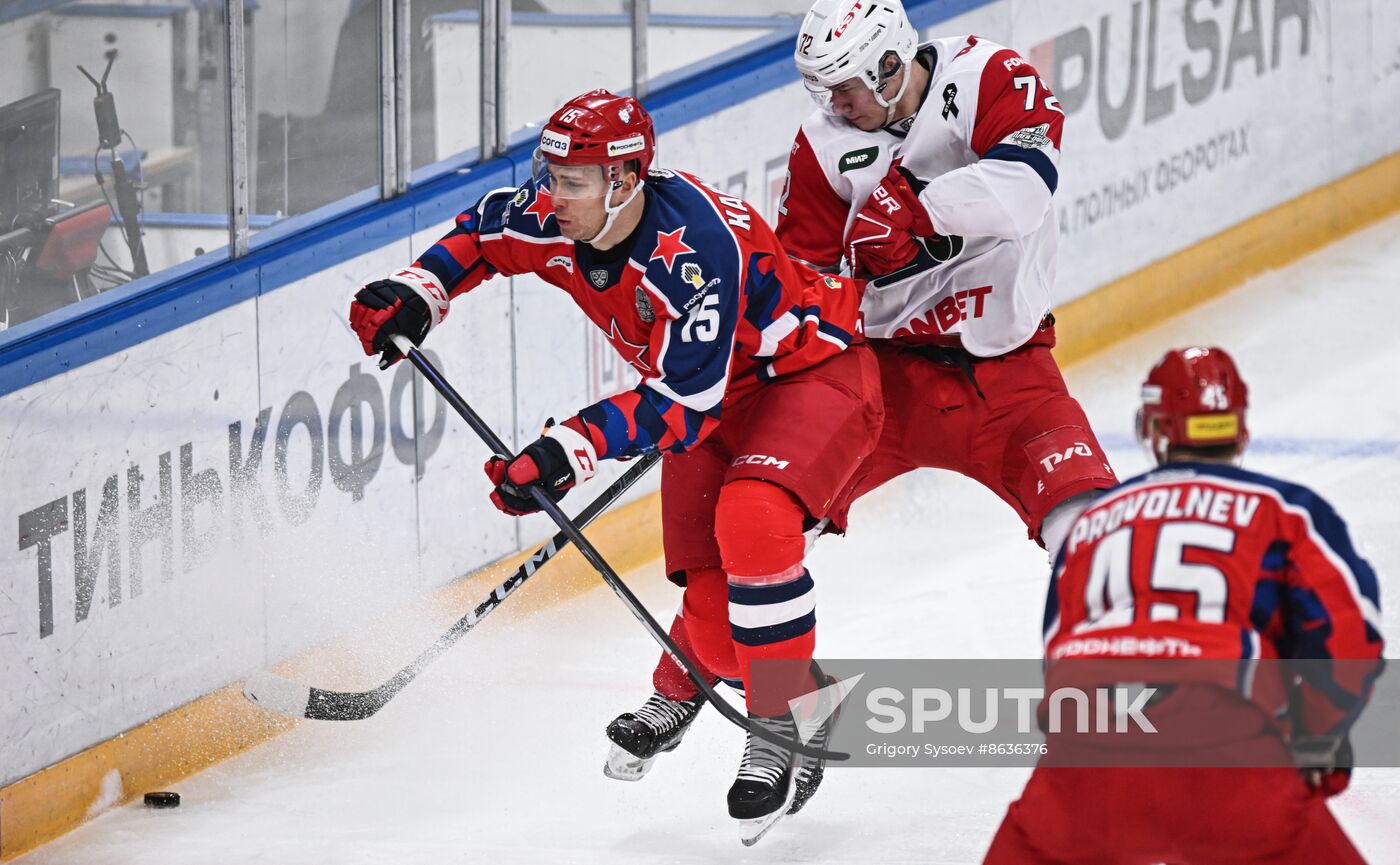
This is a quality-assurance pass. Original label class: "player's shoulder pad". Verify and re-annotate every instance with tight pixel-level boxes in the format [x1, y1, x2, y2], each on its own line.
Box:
[796, 108, 890, 190]
[1199, 463, 1379, 605]
[928, 35, 1032, 118]
[931, 34, 1017, 76]
[1187, 462, 1339, 517]
[633, 171, 744, 316]
[479, 178, 563, 241]
[1141, 462, 1357, 547]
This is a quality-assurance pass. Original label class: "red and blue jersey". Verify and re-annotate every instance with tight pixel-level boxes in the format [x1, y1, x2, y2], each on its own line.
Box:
[1044, 462, 1384, 738]
[410, 169, 863, 460]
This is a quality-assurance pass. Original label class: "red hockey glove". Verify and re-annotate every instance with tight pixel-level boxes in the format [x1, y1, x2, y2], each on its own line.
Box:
[845, 162, 937, 277]
[349, 267, 451, 364]
[483, 420, 600, 516]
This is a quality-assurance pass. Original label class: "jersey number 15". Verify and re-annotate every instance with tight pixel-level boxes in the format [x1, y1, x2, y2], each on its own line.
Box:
[681, 294, 721, 343]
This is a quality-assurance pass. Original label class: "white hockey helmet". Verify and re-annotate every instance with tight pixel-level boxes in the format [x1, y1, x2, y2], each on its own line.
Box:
[794, 0, 918, 122]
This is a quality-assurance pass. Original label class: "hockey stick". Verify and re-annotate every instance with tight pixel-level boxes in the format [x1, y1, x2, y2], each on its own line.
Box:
[386, 334, 849, 762]
[243, 450, 661, 721]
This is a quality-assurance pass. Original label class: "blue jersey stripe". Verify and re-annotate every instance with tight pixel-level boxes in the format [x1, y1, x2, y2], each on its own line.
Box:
[983, 143, 1059, 194]
[1042, 554, 1064, 643]
[1249, 577, 1285, 635]
[817, 319, 853, 345]
[742, 253, 785, 328]
[417, 238, 490, 289]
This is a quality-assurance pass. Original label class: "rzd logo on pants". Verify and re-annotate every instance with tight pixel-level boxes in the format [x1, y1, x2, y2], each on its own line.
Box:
[1040, 442, 1094, 474]
[1029, 427, 1111, 495]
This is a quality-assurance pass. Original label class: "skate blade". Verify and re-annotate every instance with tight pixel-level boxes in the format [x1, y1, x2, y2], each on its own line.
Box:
[603, 745, 656, 782]
[737, 779, 799, 847]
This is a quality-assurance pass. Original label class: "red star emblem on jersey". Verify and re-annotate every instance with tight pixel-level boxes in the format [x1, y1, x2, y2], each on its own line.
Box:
[523, 185, 555, 230]
[605, 317, 651, 371]
[649, 227, 695, 273]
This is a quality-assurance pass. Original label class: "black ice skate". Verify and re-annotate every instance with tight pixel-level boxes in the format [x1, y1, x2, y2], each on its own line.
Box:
[730, 671, 845, 845]
[727, 713, 801, 846]
[603, 691, 706, 782]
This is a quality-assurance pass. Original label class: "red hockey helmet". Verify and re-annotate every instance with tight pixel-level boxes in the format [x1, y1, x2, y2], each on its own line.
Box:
[532, 90, 654, 243]
[535, 90, 655, 189]
[1137, 346, 1250, 462]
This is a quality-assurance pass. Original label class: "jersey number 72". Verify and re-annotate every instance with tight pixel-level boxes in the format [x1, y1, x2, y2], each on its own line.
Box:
[1012, 75, 1063, 114]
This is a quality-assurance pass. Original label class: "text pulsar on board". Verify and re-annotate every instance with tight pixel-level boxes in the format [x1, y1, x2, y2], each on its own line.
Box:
[1031, 0, 1310, 141]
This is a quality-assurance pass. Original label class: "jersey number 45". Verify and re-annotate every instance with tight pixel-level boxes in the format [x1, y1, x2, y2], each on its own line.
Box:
[1075, 523, 1234, 633]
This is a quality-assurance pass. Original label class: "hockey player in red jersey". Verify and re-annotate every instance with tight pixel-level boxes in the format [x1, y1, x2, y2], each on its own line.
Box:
[981, 347, 1384, 864]
[348, 91, 881, 839]
[607, 0, 1117, 779]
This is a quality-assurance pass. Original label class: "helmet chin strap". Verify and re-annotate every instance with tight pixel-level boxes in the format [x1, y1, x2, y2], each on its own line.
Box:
[582, 179, 645, 245]
[874, 63, 914, 126]
[1152, 436, 1169, 468]
[1139, 419, 1167, 468]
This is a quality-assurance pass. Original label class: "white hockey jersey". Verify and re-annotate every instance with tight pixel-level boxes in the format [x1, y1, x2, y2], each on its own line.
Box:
[777, 35, 1063, 357]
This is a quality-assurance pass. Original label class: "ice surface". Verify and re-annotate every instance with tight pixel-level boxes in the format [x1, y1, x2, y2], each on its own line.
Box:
[18, 215, 1400, 863]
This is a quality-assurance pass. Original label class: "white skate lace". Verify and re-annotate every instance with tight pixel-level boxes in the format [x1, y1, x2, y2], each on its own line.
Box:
[631, 692, 697, 735]
[735, 726, 793, 786]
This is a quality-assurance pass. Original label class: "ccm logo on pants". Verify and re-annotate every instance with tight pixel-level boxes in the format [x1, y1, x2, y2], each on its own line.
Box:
[732, 454, 790, 470]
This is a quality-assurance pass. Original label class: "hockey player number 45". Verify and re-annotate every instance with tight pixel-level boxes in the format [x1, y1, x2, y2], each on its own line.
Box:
[1076, 522, 1234, 633]
[1012, 75, 1063, 114]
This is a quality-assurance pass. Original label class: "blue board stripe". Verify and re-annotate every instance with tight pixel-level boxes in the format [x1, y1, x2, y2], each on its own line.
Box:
[433, 11, 798, 29]
[0, 161, 515, 396]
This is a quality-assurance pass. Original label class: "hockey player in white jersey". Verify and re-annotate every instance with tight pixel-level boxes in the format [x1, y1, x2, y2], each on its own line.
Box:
[787, 2, 1062, 354]
[604, 0, 1118, 826]
[780, 0, 1115, 604]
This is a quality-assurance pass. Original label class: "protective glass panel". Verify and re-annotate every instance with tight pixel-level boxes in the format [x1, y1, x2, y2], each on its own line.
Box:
[644, 1, 810, 224]
[645, 1, 807, 93]
[249, 0, 380, 235]
[504, 4, 632, 145]
[413, 1, 483, 173]
[1, 1, 229, 332]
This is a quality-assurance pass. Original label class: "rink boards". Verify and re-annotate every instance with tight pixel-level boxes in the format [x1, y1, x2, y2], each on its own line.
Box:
[2, 0, 1399, 858]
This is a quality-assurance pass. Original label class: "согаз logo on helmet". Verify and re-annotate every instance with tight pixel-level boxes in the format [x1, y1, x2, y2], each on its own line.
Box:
[540, 130, 570, 157]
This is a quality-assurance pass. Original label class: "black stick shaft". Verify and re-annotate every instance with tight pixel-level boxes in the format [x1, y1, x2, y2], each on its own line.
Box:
[391, 335, 847, 762]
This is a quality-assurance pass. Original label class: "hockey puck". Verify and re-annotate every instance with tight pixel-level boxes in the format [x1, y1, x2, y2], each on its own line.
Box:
[143, 792, 180, 809]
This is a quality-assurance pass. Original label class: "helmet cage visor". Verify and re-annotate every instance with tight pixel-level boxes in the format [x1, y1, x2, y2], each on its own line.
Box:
[531, 150, 615, 201]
